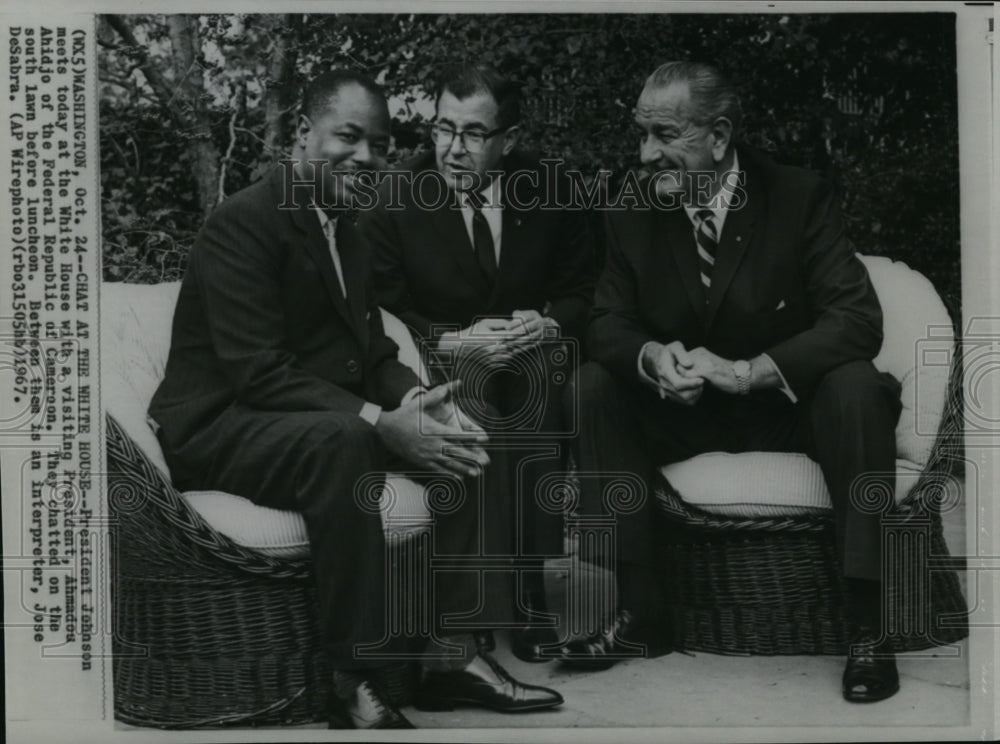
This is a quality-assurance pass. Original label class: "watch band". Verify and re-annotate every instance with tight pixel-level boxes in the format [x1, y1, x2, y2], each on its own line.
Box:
[734, 360, 752, 396]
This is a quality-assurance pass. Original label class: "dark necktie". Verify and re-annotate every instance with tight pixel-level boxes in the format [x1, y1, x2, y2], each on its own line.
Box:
[694, 209, 718, 299]
[470, 204, 497, 285]
[322, 216, 347, 298]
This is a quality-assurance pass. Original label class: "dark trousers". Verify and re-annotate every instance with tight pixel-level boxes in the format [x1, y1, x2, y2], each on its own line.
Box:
[162, 405, 514, 670]
[444, 342, 572, 567]
[567, 359, 902, 617]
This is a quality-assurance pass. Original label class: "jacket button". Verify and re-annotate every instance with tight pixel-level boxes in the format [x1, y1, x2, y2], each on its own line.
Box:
[346, 359, 360, 374]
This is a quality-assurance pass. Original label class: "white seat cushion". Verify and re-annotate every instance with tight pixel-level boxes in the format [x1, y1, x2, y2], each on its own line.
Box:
[660, 452, 931, 518]
[184, 475, 430, 559]
[101, 281, 432, 555]
[662, 255, 954, 518]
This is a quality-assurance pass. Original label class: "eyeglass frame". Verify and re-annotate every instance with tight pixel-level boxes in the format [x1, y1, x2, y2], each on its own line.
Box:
[429, 122, 512, 153]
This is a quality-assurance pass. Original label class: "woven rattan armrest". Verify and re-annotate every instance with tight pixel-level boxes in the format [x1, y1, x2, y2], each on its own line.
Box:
[106, 413, 313, 580]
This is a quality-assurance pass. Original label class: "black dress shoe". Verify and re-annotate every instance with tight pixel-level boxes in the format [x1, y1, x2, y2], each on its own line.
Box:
[560, 609, 669, 671]
[511, 623, 562, 663]
[474, 630, 496, 653]
[842, 629, 899, 703]
[416, 652, 564, 713]
[511, 591, 562, 663]
[329, 679, 415, 729]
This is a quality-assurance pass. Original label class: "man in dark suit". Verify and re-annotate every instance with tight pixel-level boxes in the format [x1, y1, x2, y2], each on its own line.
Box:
[149, 70, 563, 729]
[562, 61, 903, 703]
[360, 66, 595, 663]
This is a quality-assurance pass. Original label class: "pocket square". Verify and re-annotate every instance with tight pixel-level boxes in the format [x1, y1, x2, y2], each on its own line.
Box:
[775, 299, 786, 310]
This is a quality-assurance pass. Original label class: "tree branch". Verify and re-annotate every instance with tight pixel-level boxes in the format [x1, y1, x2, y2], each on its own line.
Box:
[99, 75, 137, 90]
[104, 135, 133, 174]
[103, 15, 189, 130]
[218, 83, 245, 203]
[234, 126, 267, 146]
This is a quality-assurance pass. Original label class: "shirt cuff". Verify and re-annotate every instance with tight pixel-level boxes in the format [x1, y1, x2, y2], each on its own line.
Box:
[401, 386, 427, 405]
[637, 341, 662, 390]
[759, 353, 798, 403]
[359, 402, 383, 426]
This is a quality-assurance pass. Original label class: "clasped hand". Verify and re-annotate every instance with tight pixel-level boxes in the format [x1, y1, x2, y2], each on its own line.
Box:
[439, 309, 558, 367]
[375, 380, 490, 479]
[644, 342, 739, 404]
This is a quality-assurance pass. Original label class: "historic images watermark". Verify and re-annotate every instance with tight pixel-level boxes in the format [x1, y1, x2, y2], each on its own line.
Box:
[275, 158, 750, 213]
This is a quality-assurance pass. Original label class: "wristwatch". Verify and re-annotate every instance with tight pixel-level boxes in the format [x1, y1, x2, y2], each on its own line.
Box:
[733, 359, 752, 396]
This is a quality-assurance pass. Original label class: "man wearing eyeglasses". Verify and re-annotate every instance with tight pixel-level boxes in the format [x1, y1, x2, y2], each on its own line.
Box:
[150, 69, 565, 729]
[361, 65, 596, 667]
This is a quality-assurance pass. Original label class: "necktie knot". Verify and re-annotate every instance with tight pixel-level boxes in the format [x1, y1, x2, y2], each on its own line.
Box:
[695, 209, 716, 233]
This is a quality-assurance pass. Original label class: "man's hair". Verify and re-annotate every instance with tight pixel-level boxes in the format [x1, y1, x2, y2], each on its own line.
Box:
[301, 69, 384, 120]
[646, 61, 743, 138]
[435, 65, 522, 129]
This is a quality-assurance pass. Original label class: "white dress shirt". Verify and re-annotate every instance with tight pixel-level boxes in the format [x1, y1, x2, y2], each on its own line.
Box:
[458, 176, 503, 265]
[314, 208, 348, 298]
[314, 209, 424, 425]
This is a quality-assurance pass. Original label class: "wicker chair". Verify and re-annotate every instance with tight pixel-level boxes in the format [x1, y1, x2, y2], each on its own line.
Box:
[650, 255, 968, 655]
[104, 282, 427, 728]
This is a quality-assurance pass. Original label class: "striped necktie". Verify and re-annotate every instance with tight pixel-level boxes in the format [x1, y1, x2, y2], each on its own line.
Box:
[694, 209, 718, 298]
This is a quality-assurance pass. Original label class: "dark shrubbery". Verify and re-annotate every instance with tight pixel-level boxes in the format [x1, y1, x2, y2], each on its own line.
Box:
[99, 12, 960, 324]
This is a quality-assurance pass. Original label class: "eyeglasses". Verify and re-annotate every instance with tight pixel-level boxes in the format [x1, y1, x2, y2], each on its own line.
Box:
[430, 123, 509, 154]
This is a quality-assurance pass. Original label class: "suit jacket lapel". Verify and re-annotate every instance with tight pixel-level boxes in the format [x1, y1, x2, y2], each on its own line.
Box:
[660, 206, 707, 326]
[705, 161, 760, 331]
[336, 218, 371, 353]
[493, 180, 532, 309]
[285, 191, 360, 340]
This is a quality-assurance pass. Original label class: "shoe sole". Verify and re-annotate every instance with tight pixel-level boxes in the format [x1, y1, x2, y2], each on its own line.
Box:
[842, 681, 900, 703]
[415, 696, 563, 713]
[559, 641, 671, 670]
[559, 657, 619, 671]
[329, 713, 415, 729]
[513, 655, 558, 664]
[511, 647, 562, 664]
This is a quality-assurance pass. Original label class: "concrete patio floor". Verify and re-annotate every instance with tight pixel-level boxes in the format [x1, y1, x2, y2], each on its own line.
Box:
[319, 497, 972, 732]
[113, 494, 973, 738]
[399, 631, 969, 730]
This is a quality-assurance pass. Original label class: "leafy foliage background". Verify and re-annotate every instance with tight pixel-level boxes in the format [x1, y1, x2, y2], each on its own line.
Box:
[98, 12, 960, 324]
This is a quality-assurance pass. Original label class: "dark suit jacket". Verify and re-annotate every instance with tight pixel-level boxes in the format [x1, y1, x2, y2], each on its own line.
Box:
[588, 146, 883, 401]
[149, 166, 419, 457]
[359, 151, 596, 347]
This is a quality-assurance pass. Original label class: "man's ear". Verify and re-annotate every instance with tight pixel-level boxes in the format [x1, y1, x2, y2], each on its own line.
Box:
[295, 114, 312, 148]
[501, 125, 520, 156]
[710, 117, 733, 163]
